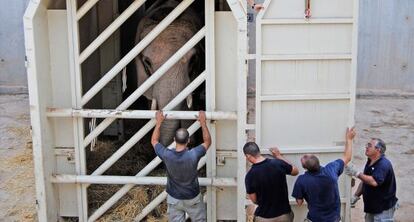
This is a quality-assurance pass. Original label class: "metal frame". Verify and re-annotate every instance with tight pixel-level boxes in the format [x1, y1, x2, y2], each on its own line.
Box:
[225, 0, 249, 221]
[67, 0, 88, 220]
[204, 1, 216, 220]
[62, 0, 247, 221]
[255, 0, 358, 221]
[25, 0, 247, 220]
[47, 109, 237, 120]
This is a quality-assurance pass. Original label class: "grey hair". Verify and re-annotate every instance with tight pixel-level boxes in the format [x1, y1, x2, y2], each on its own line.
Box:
[372, 138, 386, 154]
[302, 154, 320, 173]
[243, 142, 261, 157]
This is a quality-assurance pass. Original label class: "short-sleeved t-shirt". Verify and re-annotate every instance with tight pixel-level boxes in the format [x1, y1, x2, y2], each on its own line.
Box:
[362, 155, 398, 214]
[292, 159, 344, 222]
[245, 158, 293, 218]
[154, 143, 206, 200]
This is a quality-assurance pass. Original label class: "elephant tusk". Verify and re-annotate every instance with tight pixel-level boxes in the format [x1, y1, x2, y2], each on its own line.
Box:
[186, 94, 193, 109]
[151, 98, 157, 110]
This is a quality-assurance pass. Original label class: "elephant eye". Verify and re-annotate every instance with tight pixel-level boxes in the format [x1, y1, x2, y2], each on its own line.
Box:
[142, 57, 153, 77]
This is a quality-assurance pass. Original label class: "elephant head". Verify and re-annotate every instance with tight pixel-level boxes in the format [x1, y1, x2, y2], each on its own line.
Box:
[135, 0, 204, 146]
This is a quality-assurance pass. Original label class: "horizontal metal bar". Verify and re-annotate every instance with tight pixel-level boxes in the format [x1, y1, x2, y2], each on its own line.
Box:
[260, 94, 350, 101]
[51, 175, 237, 187]
[246, 54, 256, 60]
[260, 146, 345, 154]
[46, 109, 237, 120]
[245, 124, 255, 130]
[261, 18, 353, 25]
[261, 54, 352, 61]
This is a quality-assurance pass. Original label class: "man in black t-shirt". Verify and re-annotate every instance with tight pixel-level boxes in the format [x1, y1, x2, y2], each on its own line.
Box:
[244, 142, 299, 222]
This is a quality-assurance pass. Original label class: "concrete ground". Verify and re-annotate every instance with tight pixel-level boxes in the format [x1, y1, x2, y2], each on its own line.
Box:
[351, 97, 414, 221]
[0, 94, 35, 222]
[0, 94, 413, 221]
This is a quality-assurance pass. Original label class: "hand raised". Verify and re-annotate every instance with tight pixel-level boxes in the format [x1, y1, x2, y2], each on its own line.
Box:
[346, 127, 356, 141]
[155, 110, 166, 123]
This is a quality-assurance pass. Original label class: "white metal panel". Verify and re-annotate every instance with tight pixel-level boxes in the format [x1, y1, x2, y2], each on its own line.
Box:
[215, 12, 238, 153]
[55, 149, 77, 216]
[261, 60, 351, 95]
[48, 10, 74, 148]
[263, 0, 353, 19]
[261, 100, 349, 148]
[262, 24, 353, 55]
[256, 0, 357, 221]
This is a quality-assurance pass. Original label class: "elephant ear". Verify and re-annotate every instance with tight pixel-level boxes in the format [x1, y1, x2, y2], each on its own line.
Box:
[146, 0, 180, 14]
[189, 39, 205, 81]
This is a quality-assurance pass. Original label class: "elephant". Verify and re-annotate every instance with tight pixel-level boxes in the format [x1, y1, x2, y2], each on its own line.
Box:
[135, 0, 205, 146]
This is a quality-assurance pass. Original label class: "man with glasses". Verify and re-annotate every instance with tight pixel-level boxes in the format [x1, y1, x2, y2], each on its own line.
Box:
[345, 138, 398, 222]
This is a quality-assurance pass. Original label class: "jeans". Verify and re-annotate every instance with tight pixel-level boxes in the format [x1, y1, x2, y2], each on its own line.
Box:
[167, 193, 206, 222]
[365, 203, 399, 222]
[254, 211, 294, 222]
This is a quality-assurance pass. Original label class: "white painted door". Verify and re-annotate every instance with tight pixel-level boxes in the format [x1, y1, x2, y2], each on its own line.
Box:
[255, 0, 358, 221]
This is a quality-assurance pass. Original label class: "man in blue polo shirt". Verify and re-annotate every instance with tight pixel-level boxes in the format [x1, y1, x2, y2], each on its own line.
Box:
[151, 110, 211, 222]
[345, 138, 398, 222]
[292, 127, 355, 222]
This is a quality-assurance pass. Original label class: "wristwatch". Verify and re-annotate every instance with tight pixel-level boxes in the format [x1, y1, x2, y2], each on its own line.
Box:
[252, 3, 256, 9]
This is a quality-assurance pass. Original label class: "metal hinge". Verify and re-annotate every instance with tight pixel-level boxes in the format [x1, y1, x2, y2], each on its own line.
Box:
[216, 150, 237, 166]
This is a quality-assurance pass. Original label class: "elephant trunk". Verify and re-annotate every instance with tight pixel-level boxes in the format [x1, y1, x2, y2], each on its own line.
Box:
[155, 88, 186, 146]
[159, 119, 180, 146]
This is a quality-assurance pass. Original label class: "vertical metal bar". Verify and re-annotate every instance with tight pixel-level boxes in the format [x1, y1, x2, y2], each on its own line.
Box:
[345, 1, 359, 221]
[205, 0, 216, 221]
[23, 2, 50, 220]
[67, 0, 88, 221]
[236, 4, 248, 222]
[255, 0, 271, 149]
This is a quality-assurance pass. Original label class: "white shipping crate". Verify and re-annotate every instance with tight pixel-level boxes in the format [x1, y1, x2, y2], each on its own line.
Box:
[23, 0, 357, 221]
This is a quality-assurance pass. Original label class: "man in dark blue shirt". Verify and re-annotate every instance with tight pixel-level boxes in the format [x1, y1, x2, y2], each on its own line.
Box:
[345, 138, 398, 222]
[292, 127, 355, 222]
[151, 110, 211, 222]
[244, 142, 299, 222]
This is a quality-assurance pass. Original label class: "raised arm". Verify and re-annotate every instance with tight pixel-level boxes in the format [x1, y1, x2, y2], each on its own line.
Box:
[198, 111, 211, 150]
[270, 147, 299, 176]
[151, 110, 165, 147]
[247, 0, 264, 12]
[342, 127, 356, 165]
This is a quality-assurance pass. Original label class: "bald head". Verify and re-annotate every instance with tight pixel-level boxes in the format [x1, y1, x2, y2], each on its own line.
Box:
[301, 154, 320, 173]
[175, 128, 189, 145]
